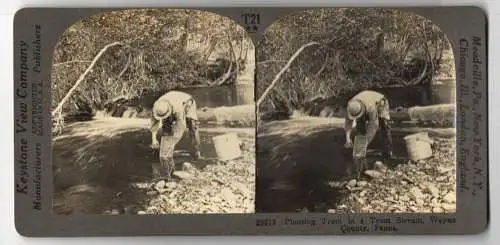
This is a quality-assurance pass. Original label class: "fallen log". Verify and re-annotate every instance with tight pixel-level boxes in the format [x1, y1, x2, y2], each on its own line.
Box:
[197, 104, 256, 127]
[390, 104, 455, 123]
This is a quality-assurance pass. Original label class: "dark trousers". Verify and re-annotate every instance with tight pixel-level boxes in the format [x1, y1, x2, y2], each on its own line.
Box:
[153, 116, 201, 181]
[355, 117, 393, 157]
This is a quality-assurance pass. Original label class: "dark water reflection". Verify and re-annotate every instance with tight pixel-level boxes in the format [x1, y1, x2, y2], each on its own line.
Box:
[376, 79, 456, 108]
[138, 84, 254, 109]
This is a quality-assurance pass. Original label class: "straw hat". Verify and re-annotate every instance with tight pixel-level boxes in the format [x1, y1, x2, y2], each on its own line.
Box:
[152, 100, 172, 121]
[346, 100, 365, 120]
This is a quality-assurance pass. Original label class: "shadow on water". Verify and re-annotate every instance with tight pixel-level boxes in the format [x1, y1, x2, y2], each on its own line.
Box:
[52, 126, 225, 215]
[255, 126, 409, 213]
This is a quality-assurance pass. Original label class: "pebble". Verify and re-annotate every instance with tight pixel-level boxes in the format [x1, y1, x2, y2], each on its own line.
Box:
[443, 191, 456, 203]
[385, 197, 396, 203]
[357, 181, 368, 187]
[356, 197, 365, 205]
[441, 203, 456, 212]
[147, 190, 158, 196]
[327, 209, 336, 214]
[247, 165, 255, 175]
[415, 199, 424, 206]
[399, 195, 410, 202]
[438, 166, 452, 174]
[436, 176, 447, 182]
[154, 180, 166, 191]
[222, 188, 238, 203]
[364, 170, 383, 179]
[232, 182, 251, 196]
[347, 179, 357, 188]
[359, 190, 367, 197]
[425, 184, 440, 197]
[137, 211, 146, 215]
[165, 182, 178, 189]
[173, 171, 194, 180]
[410, 187, 425, 201]
[182, 162, 196, 172]
[374, 161, 387, 172]
[432, 207, 444, 213]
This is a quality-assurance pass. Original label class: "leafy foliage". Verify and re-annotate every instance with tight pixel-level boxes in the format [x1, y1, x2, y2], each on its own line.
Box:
[51, 9, 251, 116]
[256, 8, 453, 115]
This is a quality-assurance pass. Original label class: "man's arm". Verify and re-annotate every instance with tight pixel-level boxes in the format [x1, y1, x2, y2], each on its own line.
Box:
[150, 116, 161, 148]
[344, 116, 354, 148]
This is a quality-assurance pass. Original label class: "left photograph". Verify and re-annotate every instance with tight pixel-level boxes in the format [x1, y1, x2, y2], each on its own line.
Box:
[50, 9, 256, 215]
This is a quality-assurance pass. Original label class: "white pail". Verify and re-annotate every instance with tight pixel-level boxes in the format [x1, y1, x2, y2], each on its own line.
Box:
[403, 132, 433, 161]
[212, 133, 242, 162]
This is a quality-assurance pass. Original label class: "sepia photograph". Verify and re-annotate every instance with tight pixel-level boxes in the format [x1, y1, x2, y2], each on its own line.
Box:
[50, 9, 256, 215]
[255, 8, 457, 213]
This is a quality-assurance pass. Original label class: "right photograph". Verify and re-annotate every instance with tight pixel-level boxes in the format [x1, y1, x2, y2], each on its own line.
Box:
[255, 8, 457, 214]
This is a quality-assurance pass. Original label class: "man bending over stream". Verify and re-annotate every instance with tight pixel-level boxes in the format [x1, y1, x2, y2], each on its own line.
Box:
[150, 90, 201, 181]
[344, 90, 394, 160]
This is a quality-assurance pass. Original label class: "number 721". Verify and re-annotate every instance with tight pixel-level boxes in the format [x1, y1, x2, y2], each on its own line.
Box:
[242, 13, 261, 25]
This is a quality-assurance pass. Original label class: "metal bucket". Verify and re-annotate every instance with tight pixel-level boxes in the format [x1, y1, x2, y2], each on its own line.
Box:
[212, 133, 242, 162]
[403, 132, 433, 161]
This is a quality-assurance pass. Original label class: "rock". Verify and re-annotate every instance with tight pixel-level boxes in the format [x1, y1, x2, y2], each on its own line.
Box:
[173, 171, 194, 180]
[357, 181, 368, 187]
[443, 191, 456, 203]
[232, 182, 251, 196]
[399, 195, 410, 202]
[425, 184, 440, 197]
[441, 203, 456, 212]
[364, 170, 383, 179]
[410, 187, 425, 201]
[222, 188, 238, 203]
[385, 197, 396, 203]
[437, 166, 452, 174]
[154, 180, 166, 192]
[432, 207, 443, 213]
[137, 211, 146, 215]
[327, 209, 336, 214]
[415, 199, 424, 206]
[360, 190, 367, 197]
[146, 190, 158, 196]
[374, 161, 387, 172]
[110, 209, 120, 215]
[410, 206, 418, 212]
[356, 197, 365, 205]
[165, 182, 178, 189]
[347, 179, 357, 188]
[182, 162, 196, 172]
[436, 176, 447, 182]
[431, 197, 440, 204]
[328, 181, 344, 188]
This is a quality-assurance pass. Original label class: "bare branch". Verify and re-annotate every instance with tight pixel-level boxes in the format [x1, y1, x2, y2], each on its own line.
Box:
[212, 30, 238, 86]
[118, 53, 132, 78]
[314, 53, 330, 77]
[257, 60, 289, 65]
[257, 41, 320, 108]
[53, 60, 92, 67]
[51, 41, 125, 117]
